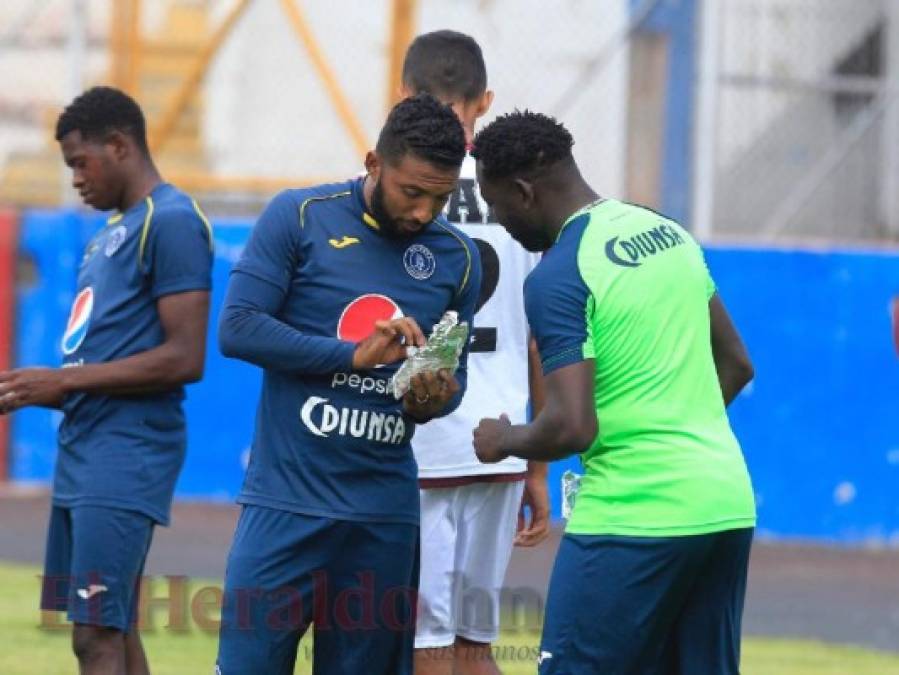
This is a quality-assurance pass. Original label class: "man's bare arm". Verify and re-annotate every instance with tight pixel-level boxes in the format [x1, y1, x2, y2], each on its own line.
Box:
[0, 290, 209, 413]
[710, 293, 754, 406]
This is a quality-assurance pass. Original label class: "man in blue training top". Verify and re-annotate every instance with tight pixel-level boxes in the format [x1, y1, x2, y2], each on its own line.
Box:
[0, 86, 213, 674]
[214, 93, 481, 675]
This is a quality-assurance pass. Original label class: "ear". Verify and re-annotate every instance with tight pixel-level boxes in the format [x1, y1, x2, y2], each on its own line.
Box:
[474, 90, 495, 119]
[513, 177, 536, 208]
[106, 130, 130, 161]
[364, 150, 380, 179]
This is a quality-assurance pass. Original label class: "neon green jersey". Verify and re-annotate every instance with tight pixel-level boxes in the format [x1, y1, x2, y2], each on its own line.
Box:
[524, 199, 755, 536]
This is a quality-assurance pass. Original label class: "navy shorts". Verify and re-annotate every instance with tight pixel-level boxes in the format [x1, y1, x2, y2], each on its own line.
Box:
[40, 505, 154, 632]
[538, 528, 753, 675]
[216, 505, 420, 675]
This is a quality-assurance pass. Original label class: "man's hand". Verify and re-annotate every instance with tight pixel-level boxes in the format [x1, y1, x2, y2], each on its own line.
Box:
[0, 367, 67, 414]
[515, 471, 550, 547]
[402, 369, 459, 421]
[352, 317, 426, 370]
[473, 413, 512, 463]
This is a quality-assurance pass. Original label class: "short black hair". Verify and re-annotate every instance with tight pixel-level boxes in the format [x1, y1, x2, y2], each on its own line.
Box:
[376, 93, 466, 169]
[472, 110, 574, 180]
[55, 86, 149, 153]
[402, 30, 487, 102]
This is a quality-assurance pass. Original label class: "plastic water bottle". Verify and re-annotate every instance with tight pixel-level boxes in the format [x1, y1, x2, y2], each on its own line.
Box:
[561, 470, 582, 520]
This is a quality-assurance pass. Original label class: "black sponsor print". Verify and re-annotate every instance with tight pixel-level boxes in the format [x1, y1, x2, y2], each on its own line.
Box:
[445, 177, 501, 353]
[470, 238, 499, 353]
[447, 178, 496, 225]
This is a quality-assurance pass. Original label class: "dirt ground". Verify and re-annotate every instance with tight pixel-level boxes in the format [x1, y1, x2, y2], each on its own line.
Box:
[2, 486, 898, 653]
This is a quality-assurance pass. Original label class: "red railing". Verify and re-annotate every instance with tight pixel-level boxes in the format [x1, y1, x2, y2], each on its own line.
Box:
[0, 210, 17, 481]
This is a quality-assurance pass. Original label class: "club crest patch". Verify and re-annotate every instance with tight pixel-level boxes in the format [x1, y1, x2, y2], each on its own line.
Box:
[403, 244, 435, 280]
[105, 225, 128, 257]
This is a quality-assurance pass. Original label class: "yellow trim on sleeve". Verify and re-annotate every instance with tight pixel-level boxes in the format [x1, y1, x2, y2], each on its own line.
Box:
[191, 198, 215, 251]
[137, 196, 155, 267]
[299, 190, 352, 228]
[362, 212, 380, 231]
[433, 221, 472, 297]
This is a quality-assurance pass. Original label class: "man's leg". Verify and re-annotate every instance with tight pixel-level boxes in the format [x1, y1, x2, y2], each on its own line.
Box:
[413, 645, 454, 675]
[124, 629, 150, 675]
[415, 487, 460, 675]
[454, 481, 524, 675]
[72, 624, 126, 675]
[123, 523, 153, 675]
[216, 506, 329, 675]
[312, 519, 420, 675]
[667, 528, 754, 675]
[61, 506, 154, 674]
[538, 533, 713, 674]
[454, 637, 500, 675]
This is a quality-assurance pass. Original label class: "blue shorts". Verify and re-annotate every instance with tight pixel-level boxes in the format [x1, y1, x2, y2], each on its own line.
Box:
[539, 528, 753, 675]
[40, 505, 154, 632]
[216, 505, 419, 675]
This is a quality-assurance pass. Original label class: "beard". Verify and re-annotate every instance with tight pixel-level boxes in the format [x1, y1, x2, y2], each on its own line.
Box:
[520, 233, 552, 252]
[507, 221, 552, 252]
[369, 178, 428, 239]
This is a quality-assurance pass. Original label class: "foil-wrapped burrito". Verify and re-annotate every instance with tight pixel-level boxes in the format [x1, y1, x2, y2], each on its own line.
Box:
[389, 311, 470, 399]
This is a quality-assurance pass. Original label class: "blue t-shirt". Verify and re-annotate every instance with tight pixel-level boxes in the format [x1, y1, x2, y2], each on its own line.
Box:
[523, 213, 593, 375]
[54, 182, 214, 525]
[219, 177, 480, 525]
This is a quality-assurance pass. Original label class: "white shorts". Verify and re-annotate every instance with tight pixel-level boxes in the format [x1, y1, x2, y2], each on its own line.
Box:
[415, 480, 525, 648]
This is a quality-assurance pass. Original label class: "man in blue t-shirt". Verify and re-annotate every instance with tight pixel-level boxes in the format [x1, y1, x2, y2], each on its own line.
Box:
[214, 94, 480, 675]
[0, 87, 213, 674]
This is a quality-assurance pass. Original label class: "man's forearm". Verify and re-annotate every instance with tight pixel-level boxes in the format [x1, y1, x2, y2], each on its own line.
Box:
[718, 370, 745, 406]
[715, 358, 753, 406]
[219, 305, 355, 375]
[524, 339, 551, 467]
[502, 417, 587, 463]
[61, 342, 202, 397]
[709, 295, 754, 406]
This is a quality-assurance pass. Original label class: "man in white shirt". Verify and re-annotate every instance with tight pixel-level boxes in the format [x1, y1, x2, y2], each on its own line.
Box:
[401, 30, 550, 675]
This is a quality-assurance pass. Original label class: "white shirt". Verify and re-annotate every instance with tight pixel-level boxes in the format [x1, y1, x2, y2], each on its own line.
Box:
[413, 155, 538, 478]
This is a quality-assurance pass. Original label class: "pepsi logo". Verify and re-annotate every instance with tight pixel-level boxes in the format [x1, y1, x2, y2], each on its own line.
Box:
[337, 294, 402, 342]
[62, 287, 94, 355]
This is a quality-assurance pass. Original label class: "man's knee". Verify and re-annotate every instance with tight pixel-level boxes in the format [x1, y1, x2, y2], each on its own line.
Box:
[72, 624, 123, 662]
[455, 636, 493, 657]
[454, 637, 501, 675]
[414, 645, 454, 675]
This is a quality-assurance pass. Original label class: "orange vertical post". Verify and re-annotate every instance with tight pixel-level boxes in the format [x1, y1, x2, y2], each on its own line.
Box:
[150, 0, 254, 153]
[110, 0, 141, 94]
[385, 0, 419, 110]
[110, 1, 126, 89]
[125, 0, 143, 96]
[280, 0, 371, 157]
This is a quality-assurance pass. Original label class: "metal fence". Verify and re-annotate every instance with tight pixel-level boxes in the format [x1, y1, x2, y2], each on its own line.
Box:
[2, 0, 899, 243]
[695, 0, 899, 243]
[0, 0, 633, 214]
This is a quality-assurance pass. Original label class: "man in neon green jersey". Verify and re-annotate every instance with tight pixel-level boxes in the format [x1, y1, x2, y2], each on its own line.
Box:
[471, 110, 756, 674]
